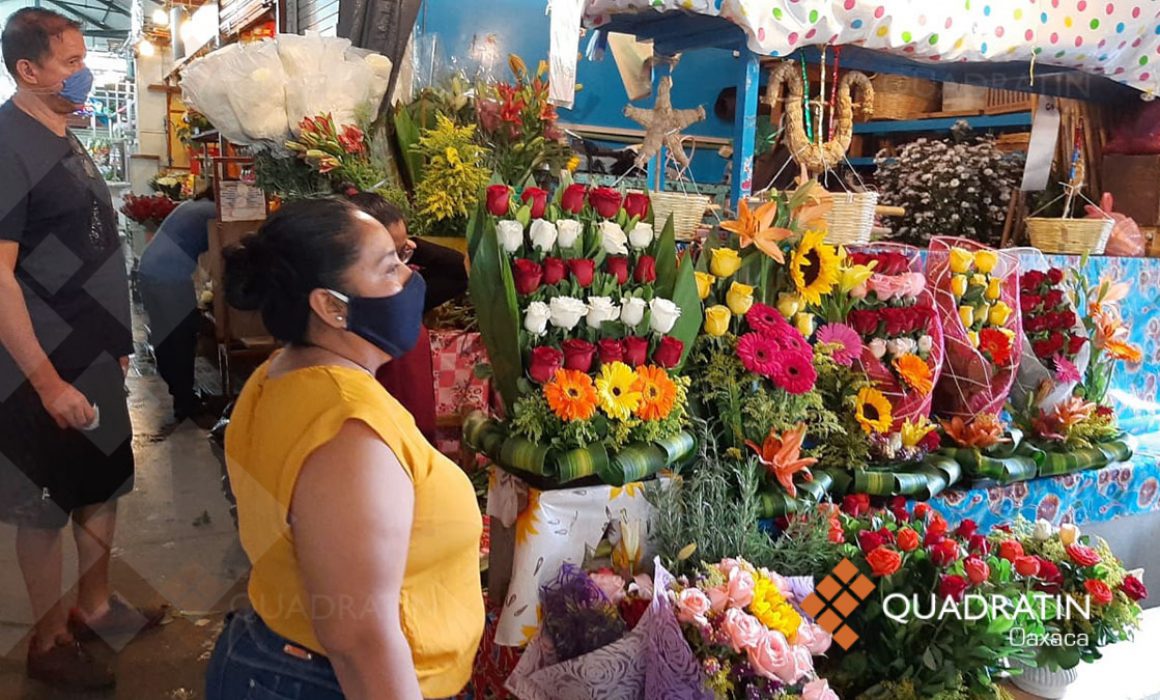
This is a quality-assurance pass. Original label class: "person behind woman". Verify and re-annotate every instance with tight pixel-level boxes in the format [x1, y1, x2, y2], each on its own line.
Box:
[343, 189, 468, 444]
[205, 198, 483, 700]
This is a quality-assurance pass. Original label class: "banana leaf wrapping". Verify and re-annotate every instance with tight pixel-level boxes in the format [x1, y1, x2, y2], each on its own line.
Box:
[927, 236, 1022, 420]
[1008, 248, 1091, 415]
[815, 453, 962, 502]
[464, 411, 696, 487]
[757, 470, 835, 518]
[1034, 433, 1136, 478]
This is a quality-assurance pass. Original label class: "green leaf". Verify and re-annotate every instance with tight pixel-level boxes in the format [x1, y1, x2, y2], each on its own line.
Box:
[655, 214, 678, 298]
[922, 648, 938, 671]
[392, 107, 423, 187]
[668, 254, 705, 370]
[515, 204, 532, 228]
[469, 217, 523, 413]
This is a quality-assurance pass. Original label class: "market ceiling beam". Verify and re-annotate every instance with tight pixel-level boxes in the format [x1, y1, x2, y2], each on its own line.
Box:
[83, 0, 132, 18]
[41, 0, 117, 31]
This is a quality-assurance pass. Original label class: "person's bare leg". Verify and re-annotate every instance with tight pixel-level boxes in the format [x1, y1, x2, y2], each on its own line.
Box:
[15, 526, 68, 651]
[72, 502, 115, 619]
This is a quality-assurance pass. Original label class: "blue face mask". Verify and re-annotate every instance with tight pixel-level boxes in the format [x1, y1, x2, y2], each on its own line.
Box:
[327, 272, 427, 358]
[58, 67, 93, 105]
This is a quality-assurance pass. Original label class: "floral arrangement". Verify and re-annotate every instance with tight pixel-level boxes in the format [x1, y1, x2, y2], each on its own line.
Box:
[283, 113, 384, 191]
[875, 122, 1023, 246]
[466, 180, 700, 485]
[149, 172, 186, 200]
[412, 115, 491, 236]
[1071, 270, 1142, 406]
[927, 238, 1021, 429]
[476, 55, 573, 187]
[1013, 263, 1090, 414]
[993, 518, 1147, 671]
[120, 193, 178, 230]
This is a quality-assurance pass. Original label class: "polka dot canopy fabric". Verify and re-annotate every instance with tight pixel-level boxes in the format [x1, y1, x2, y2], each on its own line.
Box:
[584, 0, 1160, 95]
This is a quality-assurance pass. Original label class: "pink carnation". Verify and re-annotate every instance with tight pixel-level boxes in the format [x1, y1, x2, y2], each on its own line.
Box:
[816, 323, 862, 366]
[1053, 355, 1082, 383]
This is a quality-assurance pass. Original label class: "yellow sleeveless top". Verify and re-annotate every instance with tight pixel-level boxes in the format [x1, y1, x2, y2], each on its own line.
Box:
[225, 358, 484, 698]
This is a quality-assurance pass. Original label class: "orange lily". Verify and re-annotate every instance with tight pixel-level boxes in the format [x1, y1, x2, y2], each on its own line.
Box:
[940, 413, 1010, 450]
[746, 424, 817, 498]
[791, 183, 833, 229]
[1032, 396, 1096, 442]
[1094, 309, 1143, 362]
[721, 199, 794, 263]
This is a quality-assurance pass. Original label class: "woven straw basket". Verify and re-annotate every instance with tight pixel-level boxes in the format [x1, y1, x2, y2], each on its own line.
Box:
[871, 74, 941, 120]
[649, 191, 711, 241]
[822, 191, 878, 245]
[1025, 217, 1113, 255]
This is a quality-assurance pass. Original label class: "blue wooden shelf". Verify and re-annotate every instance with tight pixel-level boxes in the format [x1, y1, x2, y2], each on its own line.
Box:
[854, 112, 1032, 135]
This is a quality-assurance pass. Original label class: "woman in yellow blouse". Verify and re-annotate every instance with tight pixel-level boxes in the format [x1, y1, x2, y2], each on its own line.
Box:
[205, 198, 483, 700]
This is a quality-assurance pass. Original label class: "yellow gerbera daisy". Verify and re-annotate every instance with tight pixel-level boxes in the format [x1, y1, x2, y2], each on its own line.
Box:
[789, 230, 841, 305]
[634, 366, 678, 421]
[855, 386, 894, 434]
[595, 362, 643, 420]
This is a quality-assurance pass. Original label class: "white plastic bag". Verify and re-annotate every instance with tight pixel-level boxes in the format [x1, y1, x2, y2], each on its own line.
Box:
[223, 40, 289, 142]
[181, 43, 249, 144]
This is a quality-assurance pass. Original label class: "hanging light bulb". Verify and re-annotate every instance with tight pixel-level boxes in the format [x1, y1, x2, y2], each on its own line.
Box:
[138, 39, 156, 57]
[151, 8, 169, 27]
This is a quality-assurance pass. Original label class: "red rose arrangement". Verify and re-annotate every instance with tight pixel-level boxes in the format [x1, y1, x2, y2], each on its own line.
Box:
[120, 193, 178, 230]
[1019, 267, 1087, 383]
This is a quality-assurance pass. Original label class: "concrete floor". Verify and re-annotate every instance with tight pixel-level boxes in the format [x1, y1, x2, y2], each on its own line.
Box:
[0, 330, 247, 698]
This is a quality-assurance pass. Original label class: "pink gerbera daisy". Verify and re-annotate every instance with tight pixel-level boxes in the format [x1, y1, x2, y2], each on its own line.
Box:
[746, 302, 788, 334]
[1053, 355, 1082, 383]
[768, 324, 812, 355]
[816, 323, 862, 367]
[770, 351, 818, 395]
[737, 332, 781, 378]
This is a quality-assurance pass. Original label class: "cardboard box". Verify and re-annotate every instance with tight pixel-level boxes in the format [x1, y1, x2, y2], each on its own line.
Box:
[1102, 154, 1160, 227]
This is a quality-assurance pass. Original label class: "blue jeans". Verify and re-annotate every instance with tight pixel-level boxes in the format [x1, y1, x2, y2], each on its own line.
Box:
[206, 610, 345, 700]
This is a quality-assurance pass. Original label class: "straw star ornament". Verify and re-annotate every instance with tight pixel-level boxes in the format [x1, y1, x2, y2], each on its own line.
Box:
[624, 75, 706, 170]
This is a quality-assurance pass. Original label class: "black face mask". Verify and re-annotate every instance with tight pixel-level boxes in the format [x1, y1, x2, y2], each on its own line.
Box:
[327, 272, 426, 357]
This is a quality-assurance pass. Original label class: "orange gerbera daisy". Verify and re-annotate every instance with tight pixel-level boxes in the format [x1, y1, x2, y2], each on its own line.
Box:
[634, 366, 678, 421]
[893, 353, 934, 395]
[544, 369, 599, 421]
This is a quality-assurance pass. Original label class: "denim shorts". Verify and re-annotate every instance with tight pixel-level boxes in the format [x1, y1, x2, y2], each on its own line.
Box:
[205, 609, 344, 700]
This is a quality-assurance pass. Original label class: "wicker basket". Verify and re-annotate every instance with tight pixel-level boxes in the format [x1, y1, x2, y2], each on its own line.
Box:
[822, 191, 878, 245]
[871, 74, 940, 120]
[650, 191, 711, 241]
[1026, 217, 1114, 254]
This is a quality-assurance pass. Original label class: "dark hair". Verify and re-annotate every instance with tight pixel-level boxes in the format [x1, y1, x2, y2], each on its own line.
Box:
[2, 8, 81, 78]
[224, 198, 363, 344]
[343, 187, 405, 230]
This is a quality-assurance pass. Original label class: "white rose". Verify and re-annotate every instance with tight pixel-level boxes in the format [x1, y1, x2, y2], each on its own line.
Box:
[496, 220, 524, 254]
[620, 297, 647, 328]
[556, 219, 583, 249]
[628, 222, 654, 250]
[900, 337, 917, 355]
[529, 219, 557, 252]
[524, 301, 551, 336]
[887, 339, 908, 358]
[918, 335, 934, 354]
[649, 298, 681, 334]
[868, 338, 888, 359]
[600, 221, 628, 256]
[549, 296, 587, 330]
[1033, 519, 1054, 542]
[586, 296, 620, 329]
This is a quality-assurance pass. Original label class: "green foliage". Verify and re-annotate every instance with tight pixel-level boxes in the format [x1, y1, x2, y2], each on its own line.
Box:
[253, 150, 331, 199]
[751, 505, 845, 580]
[810, 353, 872, 470]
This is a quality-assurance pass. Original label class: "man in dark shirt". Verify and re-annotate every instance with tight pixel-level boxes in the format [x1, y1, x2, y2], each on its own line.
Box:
[0, 8, 163, 689]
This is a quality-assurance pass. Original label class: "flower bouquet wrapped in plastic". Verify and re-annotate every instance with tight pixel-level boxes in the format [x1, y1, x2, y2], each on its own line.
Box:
[926, 237, 1021, 420]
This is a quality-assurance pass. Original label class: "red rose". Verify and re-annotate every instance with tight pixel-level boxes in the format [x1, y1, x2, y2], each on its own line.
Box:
[1021, 270, 1048, 292]
[653, 337, 684, 369]
[858, 530, 890, 554]
[924, 530, 945, 547]
[1036, 557, 1063, 593]
[528, 346, 564, 384]
[1085, 579, 1114, 605]
[512, 258, 543, 295]
[965, 556, 991, 585]
[881, 307, 911, 336]
[848, 252, 873, 268]
[1025, 315, 1049, 334]
[910, 305, 936, 334]
[1066, 544, 1102, 567]
[605, 256, 629, 285]
[897, 528, 920, 552]
[1021, 295, 1042, 314]
[842, 493, 871, 516]
[598, 338, 624, 365]
[542, 257, 566, 285]
[487, 184, 512, 217]
[920, 430, 942, 452]
[1068, 335, 1088, 355]
[913, 503, 932, 520]
[521, 187, 549, 219]
[998, 540, 1024, 562]
[939, 574, 969, 602]
[930, 539, 960, 567]
[562, 339, 597, 372]
[1120, 574, 1148, 602]
[969, 534, 991, 556]
[588, 187, 623, 218]
[623, 336, 649, 367]
[561, 184, 587, 215]
[1015, 556, 1041, 577]
[634, 255, 657, 284]
[568, 259, 596, 288]
[619, 595, 650, 630]
[1044, 289, 1065, 309]
[1057, 309, 1077, 328]
[866, 546, 902, 577]
[624, 192, 650, 219]
[955, 519, 978, 539]
[1047, 268, 1065, 285]
[928, 514, 949, 537]
[847, 309, 880, 337]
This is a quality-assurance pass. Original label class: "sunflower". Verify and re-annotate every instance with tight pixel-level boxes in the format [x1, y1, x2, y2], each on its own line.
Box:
[893, 353, 934, 395]
[544, 369, 599, 422]
[854, 387, 894, 434]
[634, 366, 679, 421]
[595, 361, 642, 420]
[789, 230, 841, 305]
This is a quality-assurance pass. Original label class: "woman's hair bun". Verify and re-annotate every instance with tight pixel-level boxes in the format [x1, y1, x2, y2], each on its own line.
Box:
[223, 235, 269, 311]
